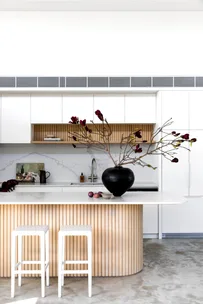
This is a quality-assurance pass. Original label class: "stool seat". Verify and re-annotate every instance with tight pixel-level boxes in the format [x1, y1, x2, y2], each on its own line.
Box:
[14, 225, 49, 233]
[60, 225, 92, 233]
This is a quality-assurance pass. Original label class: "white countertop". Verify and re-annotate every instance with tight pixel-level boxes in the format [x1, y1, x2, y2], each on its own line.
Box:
[0, 191, 187, 205]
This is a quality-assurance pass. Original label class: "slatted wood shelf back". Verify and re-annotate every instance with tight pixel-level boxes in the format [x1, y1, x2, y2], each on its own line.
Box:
[31, 124, 155, 144]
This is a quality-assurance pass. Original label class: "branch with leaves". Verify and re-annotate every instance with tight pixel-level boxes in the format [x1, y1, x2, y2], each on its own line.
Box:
[68, 110, 197, 169]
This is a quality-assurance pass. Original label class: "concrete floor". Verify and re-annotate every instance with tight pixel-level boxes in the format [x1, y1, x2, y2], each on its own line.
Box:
[0, 239, 203, 304]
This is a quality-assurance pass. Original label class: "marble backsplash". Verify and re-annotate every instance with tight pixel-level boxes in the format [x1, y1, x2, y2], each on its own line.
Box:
[0, 144, 158, 184]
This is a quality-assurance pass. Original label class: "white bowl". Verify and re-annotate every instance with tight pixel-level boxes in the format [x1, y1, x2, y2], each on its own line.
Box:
[101, 192, 113, 199]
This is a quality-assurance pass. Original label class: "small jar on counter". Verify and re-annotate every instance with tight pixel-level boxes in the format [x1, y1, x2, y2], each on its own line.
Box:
[80, 173, 85, 183]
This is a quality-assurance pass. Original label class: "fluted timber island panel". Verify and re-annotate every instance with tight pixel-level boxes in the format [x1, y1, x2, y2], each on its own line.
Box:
[0, 204, 143, 277]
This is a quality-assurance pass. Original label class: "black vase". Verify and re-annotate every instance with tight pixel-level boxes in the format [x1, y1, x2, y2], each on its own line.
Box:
[102, 166, 134, 197]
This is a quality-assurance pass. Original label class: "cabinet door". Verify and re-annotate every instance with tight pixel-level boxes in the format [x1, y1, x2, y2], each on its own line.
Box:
[1, 95, 31, 143]
[161, 91, 189, 129]
[189, 91, 203, 129]
[31, 95, 62, 123]
[143, 205, 158, 234]
[162, 197, 203, 233]
[93, 95, 125, 123]
[162, 133, 189, 196]
[63, 95, 93, 123]
[125, 94, 156, 123]
[189, 130, 203, 196]
[162, 134, 190, 233]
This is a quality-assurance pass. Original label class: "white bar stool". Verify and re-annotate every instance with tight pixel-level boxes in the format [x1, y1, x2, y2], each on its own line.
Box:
[58, 225, 92, 298]
[11, 225, 50, 298]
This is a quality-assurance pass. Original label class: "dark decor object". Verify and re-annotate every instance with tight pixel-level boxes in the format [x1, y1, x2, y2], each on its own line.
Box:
[0, 179, 18, 192]
[102, 166, 134, 197]
[40, 170, 51, 184]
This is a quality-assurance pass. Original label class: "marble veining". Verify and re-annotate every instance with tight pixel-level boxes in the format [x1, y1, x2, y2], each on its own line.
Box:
[0, 144, 158, 184]
[0, 239, 203, 303]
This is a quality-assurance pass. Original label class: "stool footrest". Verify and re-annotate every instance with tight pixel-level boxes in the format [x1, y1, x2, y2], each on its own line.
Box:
[63, 260, 88, 265]
[15, 261, 49, 268]
[16, 261, 49, 265]
[62, 270, 89, 275]
[14, 270, 45, 275]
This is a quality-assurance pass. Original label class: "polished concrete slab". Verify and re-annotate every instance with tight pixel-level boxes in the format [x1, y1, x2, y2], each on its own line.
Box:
[0, 239, 203, 304]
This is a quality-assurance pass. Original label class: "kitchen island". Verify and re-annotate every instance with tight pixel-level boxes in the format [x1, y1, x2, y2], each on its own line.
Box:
[0, 192, 185, 278]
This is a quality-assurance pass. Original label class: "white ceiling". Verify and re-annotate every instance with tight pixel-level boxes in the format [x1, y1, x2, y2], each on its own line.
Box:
[1, 0, 203, 11]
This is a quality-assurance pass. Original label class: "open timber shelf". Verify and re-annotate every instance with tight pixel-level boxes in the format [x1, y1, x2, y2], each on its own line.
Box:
[31, 123, 155, 144]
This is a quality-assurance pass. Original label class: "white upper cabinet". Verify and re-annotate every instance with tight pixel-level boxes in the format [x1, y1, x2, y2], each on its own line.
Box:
[63, 95, 94, 123]
[189, 91, 203, 129]
[161, 91, 189, 129]
[125, 94, 156, 123]
[93, 95, 125, 123]
[31, 95, 62, 123]
[1, 95, 31, 143]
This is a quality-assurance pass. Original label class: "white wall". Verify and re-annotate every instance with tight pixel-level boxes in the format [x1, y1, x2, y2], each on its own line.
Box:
[0, 11, 203, 76]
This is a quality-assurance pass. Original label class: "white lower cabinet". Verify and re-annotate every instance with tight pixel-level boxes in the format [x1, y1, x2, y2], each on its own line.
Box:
[143, 205, 158, 234]
[162, 197, 203, 233]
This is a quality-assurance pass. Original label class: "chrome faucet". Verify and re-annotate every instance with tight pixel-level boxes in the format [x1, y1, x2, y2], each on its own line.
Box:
[88, 158, 97, 183]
